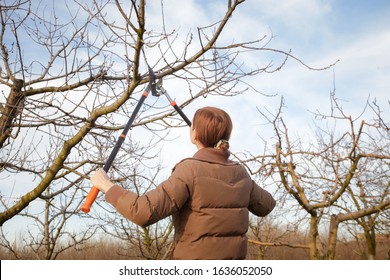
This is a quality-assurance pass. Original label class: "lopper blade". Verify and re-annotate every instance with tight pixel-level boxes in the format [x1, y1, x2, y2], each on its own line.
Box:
[148, 66, 158, 96]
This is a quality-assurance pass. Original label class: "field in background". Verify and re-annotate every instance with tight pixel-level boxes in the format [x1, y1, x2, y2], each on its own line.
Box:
[1, 235, 389, 260]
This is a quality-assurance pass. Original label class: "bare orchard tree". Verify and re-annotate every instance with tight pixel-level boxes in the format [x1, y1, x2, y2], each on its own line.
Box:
[97, 165, 174, 260]
[323, 98, 390, 259]
[0, 0, 319, 258]
[0, 183, 97, 259]
[241, 93, 390, 259]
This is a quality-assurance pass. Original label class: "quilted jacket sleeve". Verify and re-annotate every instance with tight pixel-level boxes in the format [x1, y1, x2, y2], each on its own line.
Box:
[248, 181, 276, 217]
[105, 162, 191, 227]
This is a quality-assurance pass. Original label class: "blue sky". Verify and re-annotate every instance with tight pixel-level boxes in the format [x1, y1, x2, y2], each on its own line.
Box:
[153, 0, 390, 166]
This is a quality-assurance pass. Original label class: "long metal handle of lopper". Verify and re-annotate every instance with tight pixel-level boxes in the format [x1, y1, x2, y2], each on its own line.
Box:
[81, 68, 156, 213]
[81, 90, 148, 213]
[162, 90, 192, 127]
[170, 100, 191, 127]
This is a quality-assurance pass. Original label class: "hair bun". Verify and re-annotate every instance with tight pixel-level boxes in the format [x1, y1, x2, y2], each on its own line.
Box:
[214, 139, 229, 151]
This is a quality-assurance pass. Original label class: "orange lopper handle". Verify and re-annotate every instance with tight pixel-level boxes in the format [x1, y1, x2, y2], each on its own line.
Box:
[81, 186, 99, 213]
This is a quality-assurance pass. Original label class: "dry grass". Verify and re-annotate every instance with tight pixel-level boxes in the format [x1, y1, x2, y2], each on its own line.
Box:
[1, 236, 389, 260]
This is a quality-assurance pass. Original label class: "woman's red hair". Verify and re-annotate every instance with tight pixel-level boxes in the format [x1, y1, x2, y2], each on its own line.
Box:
[192, 107, 233, 151]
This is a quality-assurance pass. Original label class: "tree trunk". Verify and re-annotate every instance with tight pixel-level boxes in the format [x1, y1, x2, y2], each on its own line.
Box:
[363, 228, 376, 260]
[0, 79, 24, 148]
[43, 188, 53, 260]
[326, 215, 339, 260]
[309, 215, 320, 259]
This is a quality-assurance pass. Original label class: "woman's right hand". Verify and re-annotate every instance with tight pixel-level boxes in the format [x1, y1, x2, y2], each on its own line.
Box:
[90, 168, 114, 193]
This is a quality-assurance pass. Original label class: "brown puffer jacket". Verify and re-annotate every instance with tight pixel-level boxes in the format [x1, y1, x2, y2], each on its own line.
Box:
[105, 148, 276, 259]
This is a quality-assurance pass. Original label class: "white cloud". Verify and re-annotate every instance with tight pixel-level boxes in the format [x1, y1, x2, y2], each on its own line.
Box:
[152, 0, 390, 167]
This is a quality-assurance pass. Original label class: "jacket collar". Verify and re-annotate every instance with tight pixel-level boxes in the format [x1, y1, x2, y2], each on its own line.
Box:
[192, 148, 237, 165]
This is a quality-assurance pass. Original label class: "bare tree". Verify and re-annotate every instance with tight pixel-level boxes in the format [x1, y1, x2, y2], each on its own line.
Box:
[97, 165, 174, 260]
[2, 0, 322, 259]
[242, 93, 390, 259]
